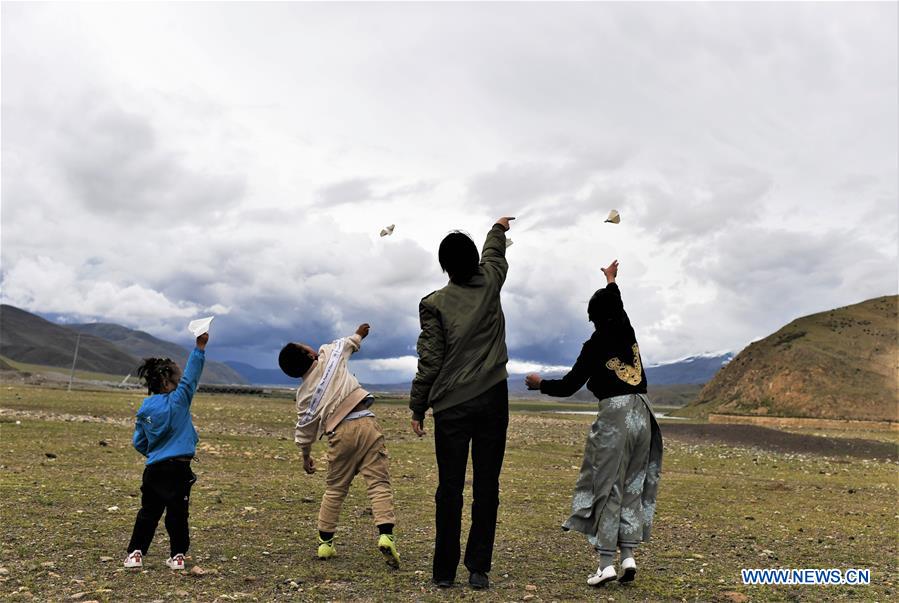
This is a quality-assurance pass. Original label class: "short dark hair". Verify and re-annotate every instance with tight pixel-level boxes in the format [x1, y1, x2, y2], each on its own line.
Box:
[438, 231, 479, 284]
[137, 357, 179, 395]
[279, 343, 313, 378]
[587, 287, 631, 330]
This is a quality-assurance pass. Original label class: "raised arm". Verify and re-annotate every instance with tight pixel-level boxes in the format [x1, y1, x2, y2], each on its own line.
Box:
[409, 301, 446, 422]
[169, 334, 208, 408]
[600, 259, 624, 313]
[587, 260, 629, 327]
[480, 217, 514, 284]
[344, 323, 370, 356]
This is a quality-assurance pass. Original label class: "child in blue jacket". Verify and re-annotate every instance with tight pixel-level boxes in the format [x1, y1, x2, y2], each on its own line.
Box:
[124, 332, 208, 570]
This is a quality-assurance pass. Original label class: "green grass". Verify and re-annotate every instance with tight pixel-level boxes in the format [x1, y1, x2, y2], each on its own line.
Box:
[0, 384, 896, 601]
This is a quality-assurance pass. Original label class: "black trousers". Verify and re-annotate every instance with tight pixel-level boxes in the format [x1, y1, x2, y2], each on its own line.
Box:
[432, 380, 509, 582]
[127, 459, 196, 557]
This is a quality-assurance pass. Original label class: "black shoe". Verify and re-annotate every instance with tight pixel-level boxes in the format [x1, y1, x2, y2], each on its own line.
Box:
[469, 571, 489, 590]
[433, 579, 453, 588]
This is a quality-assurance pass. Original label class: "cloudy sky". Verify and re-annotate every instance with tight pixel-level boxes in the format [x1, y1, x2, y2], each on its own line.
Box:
[2, 2, 896, 382]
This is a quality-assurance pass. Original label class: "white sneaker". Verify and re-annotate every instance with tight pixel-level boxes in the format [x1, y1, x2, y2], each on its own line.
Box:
[587, 564, 618, 587]
[619, 557, 637, 583]
[123, 550, 143, 569]
[165, 554, 185, 570]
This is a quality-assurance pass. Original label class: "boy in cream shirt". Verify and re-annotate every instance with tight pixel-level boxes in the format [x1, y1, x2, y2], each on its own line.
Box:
[278, 323, 399, 567]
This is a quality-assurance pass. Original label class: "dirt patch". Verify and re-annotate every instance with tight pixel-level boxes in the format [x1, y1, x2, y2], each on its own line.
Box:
[663, 422, 898, 460]
[709, 413, 898, 431]
[0, 407, 133, 427]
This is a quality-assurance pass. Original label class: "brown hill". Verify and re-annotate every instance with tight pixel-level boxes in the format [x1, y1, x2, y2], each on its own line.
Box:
[0, 304, 139, 376]
[0, 305, 247, 385]
[679, 295, 898, 422]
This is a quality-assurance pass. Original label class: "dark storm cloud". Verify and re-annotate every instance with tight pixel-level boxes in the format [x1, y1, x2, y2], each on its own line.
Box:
[1, 2, 895, 377]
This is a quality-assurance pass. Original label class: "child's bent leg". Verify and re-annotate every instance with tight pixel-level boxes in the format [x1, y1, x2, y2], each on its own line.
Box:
[360, 448, 396, 527]
[318, 427, 356, 533]
[127, 466, 166, 554]
[319, 484, 352, 533]
[357, 419, 400, 568]
[357, 427, 396, 529]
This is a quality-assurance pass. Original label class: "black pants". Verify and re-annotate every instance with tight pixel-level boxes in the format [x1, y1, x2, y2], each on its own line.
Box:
[127, 459, 196, 556]
[432, 380, 509, 582]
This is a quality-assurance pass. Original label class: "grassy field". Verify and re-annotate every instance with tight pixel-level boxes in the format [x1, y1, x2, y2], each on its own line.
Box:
[0, 385, 896, 602]
[0, 356, 127, 384]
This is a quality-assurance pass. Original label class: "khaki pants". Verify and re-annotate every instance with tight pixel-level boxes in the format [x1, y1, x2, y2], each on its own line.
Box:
[318, 416, 396, 532]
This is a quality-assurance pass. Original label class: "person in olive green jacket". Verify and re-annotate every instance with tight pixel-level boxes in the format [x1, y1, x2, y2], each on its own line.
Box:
[409, 216, 514, 590]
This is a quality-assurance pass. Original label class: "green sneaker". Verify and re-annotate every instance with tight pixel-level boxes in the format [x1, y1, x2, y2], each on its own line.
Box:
[317, 536, 336, 560]
[378, 533, 400, 568]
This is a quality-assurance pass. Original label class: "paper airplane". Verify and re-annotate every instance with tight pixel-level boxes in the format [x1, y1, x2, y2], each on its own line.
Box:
[604, 209, 620, 224]
[506, 238, 514, 247]
[188, 316, 214, 337]
[379, 224, 395, 237]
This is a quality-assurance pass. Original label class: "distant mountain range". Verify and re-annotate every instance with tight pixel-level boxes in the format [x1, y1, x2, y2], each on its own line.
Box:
[679, 295, 898, 422]
[645, 353, 734, 385]
[0, 304, 734, 397]
[70, 323, 246, 385]
[6, 295, 894, 422]
[357, 353, 734, 400]
[0, 305, 244, 385]
[223, 361, 294, 386]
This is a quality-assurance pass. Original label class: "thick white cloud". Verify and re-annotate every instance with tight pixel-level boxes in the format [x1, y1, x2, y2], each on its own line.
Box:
[2, 2, 896, 381]
[2, 256, 201, 337]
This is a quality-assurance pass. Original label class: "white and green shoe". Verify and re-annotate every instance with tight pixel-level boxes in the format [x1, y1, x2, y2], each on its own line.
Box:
[378, 533, 400, 568]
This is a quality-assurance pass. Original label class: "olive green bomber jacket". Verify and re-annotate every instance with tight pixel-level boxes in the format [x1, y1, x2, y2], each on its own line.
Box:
[409, 224, 510, 420]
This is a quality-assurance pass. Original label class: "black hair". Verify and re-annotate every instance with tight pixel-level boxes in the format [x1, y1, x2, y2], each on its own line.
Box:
[438, 231, 480, 284]
[279, 343, 314, 379]
[587, 287, 635, 358]
[137, 357, 179, 395]
[587, 288, 617, 324]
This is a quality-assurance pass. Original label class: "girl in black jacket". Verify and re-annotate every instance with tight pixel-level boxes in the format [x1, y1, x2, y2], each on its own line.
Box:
[526, 260, 663, 588]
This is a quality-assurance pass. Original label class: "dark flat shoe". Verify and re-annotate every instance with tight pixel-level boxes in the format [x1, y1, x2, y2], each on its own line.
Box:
[469, 571, 489, 589]
[433, 579, 453, 588]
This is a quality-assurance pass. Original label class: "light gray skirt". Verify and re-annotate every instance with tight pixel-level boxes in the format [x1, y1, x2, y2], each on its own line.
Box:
[562, 393, 663, 553]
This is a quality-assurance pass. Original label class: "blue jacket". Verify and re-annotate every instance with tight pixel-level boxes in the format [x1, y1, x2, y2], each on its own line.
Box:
[133, 348, 205, 465]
